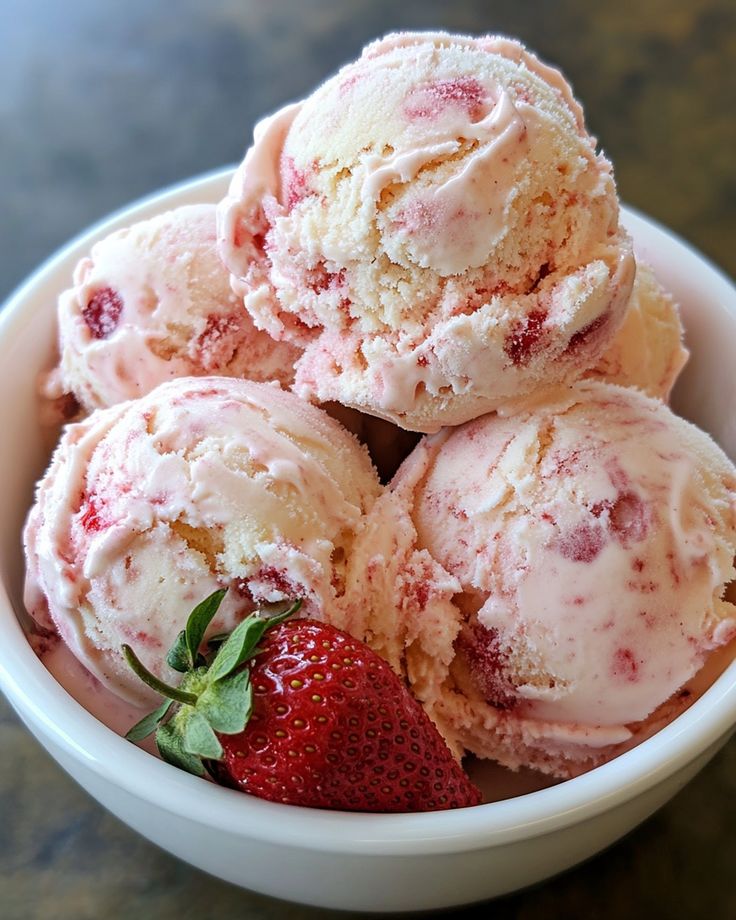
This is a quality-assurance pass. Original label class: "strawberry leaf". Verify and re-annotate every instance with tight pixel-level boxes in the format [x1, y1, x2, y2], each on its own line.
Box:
[198, 669, 252, 734]
[125, 698, 173, 742]
[182, 710, 224, 760]
[124, 592, 302, 778]
[208, 599, 303, 683]
[166, 630, 191, 673]
[271, 598, 304, 621]
[122, 645, 198, 705]
[207, 615, 270, 683]
[156, 721, 205, 776]
[184, 588, 227, 668]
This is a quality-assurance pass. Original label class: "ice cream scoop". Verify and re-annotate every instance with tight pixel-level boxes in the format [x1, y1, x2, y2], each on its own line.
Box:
[46, 204, 300, 415]
[24, 377, 381, 705]
[585, 261, 688, 400]
[346, 381, 736, 776]
[219, 32, 635, 432]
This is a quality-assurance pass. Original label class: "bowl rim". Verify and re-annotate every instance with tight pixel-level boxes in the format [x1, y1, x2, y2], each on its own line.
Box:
[1, 168, 735, 858]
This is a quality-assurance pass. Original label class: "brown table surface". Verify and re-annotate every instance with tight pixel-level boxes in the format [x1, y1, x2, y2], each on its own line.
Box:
[1, 2, 735, 918]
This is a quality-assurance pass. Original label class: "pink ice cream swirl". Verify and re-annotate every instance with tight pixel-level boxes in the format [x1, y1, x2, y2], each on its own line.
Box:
[45, 204, 300, 418]
[219, 31, 635, 432]
[345, 381, 736, 776]
[24, 377, 381, 706]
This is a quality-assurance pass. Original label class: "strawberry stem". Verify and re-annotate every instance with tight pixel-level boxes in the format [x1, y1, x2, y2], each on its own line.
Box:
[125, 698, 173, 742]
[122, 644, 199, 705]
[123, 590, 304, 778]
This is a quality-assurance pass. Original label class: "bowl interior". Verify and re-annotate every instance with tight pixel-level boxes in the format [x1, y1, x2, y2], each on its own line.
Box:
[1, 170, 735, 842]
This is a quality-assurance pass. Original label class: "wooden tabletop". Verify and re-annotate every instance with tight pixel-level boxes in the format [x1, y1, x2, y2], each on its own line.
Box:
[1, 2, 734, 918]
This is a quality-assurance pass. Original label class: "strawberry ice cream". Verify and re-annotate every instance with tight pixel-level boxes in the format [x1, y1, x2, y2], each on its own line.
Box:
[347, 381, 736, 775]
[24, 377, 381, 706]
[219, 32, 634, 432]
[45, 204, 300, 415]
[585, 261, 688, 400]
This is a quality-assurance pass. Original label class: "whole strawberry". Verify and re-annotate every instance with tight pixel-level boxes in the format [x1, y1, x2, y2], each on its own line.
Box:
[124, 590, 481, 812]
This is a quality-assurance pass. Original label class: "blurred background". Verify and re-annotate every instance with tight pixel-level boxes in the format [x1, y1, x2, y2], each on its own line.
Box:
[1, 1, 734, 918]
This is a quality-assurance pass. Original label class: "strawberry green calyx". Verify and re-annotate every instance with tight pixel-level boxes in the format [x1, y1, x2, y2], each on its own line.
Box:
[123, 590, 302, 776]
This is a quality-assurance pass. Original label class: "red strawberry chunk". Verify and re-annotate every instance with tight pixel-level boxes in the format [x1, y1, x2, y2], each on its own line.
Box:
[504, 309, 547, 365]
[456, 620, 519, 710]
[82, 287, 123, 339]
[404, 78, 487, 121]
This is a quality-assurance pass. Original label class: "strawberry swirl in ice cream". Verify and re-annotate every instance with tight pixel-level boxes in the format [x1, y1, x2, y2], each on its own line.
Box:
[348, 381, 736, 775]
[219, 32, 635, 432]
[46, 204, 300, 416]
[24, 377, 381, 705]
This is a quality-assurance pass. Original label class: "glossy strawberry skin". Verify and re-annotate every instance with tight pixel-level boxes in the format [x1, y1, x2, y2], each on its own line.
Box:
[213, 620, 482, 812]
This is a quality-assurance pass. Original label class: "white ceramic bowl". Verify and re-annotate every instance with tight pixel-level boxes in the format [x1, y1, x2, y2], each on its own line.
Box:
[1, 169, 735, 913]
